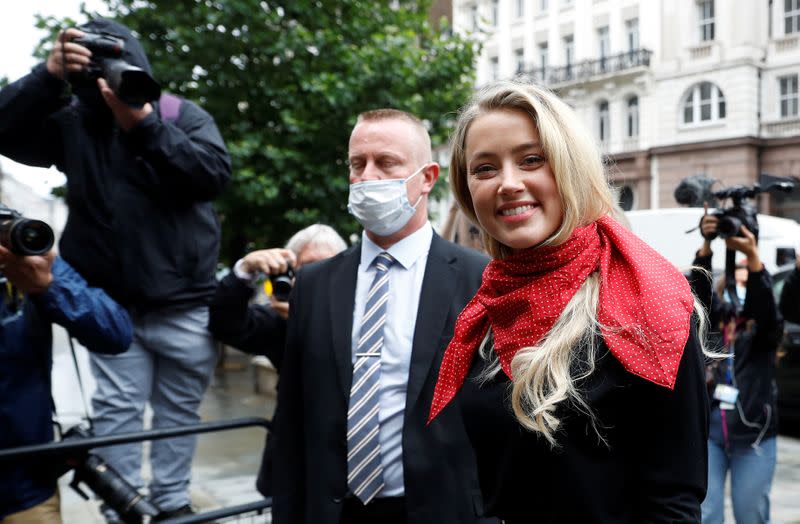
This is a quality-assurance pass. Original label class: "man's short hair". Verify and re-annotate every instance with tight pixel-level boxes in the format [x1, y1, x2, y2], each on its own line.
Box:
[356, 109, 432, 158]
[285, 224, 347, 257]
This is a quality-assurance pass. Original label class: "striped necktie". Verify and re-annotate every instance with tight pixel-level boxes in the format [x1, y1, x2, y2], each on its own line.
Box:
[347, 251, 395, 504]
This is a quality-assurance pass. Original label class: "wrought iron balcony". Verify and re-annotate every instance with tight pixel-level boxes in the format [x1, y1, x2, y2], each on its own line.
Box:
[521, 48, 652, 86]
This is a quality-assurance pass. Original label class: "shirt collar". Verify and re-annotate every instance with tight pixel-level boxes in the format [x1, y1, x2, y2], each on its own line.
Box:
[360, 222, 433, 271]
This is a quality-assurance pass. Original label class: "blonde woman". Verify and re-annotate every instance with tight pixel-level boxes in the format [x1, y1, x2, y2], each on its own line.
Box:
[428, 80, 709, 523]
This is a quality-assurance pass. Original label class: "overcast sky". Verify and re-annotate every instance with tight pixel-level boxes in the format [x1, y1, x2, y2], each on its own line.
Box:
[1, 1, 106, 196]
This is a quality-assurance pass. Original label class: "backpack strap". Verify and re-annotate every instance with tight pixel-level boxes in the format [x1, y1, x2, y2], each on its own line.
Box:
[158, 92, 183, 122]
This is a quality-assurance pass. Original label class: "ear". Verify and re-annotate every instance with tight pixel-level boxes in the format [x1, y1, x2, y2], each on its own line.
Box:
[420, 163, 440, 194]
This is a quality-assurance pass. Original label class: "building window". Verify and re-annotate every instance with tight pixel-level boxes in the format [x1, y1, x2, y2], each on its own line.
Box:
[515, 48, 525, 74]
[627, 96, 639, 138]
[626, 18, 639, 53]
[490, 56, 499, 81]
[598, 100, 610, 142]
[516, 0, 525, 18]
[471, 4, 479, 31]
[597, 26, 610, 71]
[682, 82, 726, 124]
[786, 0, 800, 34]
[564, 35, 574, 78]
[538, 43, 549, 81]
[780, 75, 799, 118]
[698, 0, 715, 41]
[491, 0, 499, 26]
[541, 0, 549, 11]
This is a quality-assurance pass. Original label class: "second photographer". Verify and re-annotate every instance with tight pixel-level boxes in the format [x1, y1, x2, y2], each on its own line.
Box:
[688, 209, 782, 524]
[0, 235, 132, 523]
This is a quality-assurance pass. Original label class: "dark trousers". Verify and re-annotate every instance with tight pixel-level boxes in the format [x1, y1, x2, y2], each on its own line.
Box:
[340, 496, 406, 524]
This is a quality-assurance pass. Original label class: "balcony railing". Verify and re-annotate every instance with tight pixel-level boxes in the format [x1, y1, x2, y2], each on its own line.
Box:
[521, 48, 652, 86]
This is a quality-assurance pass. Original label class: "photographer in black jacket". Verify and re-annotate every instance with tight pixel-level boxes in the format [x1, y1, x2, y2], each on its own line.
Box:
[689, 210, 781, 524]
[0, 19, 231, 523]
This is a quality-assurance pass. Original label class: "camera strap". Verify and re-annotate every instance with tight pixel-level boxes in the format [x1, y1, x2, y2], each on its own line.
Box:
[65, 336, 95, 432]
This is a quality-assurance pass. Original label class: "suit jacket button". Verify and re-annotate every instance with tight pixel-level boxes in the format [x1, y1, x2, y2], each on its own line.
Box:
[332, 496, 343, 504]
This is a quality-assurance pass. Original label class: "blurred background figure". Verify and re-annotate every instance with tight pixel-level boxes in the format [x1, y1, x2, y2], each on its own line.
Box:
[209, 223, 347, 370]
[0, 244, 131, 524]
[689, 211, 781, 524]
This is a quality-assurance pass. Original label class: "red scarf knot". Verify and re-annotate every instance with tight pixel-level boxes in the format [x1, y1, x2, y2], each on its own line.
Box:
[428, 215, 694, 423]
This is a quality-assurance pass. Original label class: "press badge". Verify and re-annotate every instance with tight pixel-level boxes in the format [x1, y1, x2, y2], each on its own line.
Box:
[713, 384, 739, 408]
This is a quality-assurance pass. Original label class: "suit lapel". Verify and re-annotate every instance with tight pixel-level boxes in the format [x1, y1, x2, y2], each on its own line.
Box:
[329, 245, 361, 399]
[406, 234, 460, 412]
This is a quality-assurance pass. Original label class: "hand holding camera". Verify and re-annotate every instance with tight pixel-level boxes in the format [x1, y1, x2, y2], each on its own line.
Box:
[700, 207, 762, 271]
[241, 248, 297, 316]
[46, 28, 159, 129]
[0, 246, 55, 294]
[46, 29, 91, 80]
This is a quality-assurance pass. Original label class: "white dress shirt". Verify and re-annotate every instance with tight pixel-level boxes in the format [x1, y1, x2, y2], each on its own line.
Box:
[350, 222, 433, 497]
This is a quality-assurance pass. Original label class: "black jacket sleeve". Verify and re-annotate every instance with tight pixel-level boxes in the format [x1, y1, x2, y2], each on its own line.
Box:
[744, 267, 782, 352]
[624, 326, 709, 522]
[123, 98, 231, 203]
[0, 64, 67, 168]
[780, 266, 800, 324]
[208, 273, 287, 370]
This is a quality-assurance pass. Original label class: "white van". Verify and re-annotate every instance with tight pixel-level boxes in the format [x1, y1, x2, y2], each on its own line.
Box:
[625, 208, 800, 274]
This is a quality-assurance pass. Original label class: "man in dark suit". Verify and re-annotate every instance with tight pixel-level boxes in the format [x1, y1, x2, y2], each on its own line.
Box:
[271, 109, 492, 524]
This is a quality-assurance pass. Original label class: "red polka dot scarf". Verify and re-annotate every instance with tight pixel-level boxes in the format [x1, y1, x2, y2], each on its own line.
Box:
[429, 215, 694, 422]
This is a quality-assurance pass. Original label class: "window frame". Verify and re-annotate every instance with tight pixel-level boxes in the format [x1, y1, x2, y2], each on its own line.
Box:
[514, 48, 525, 74]
[564, 35, 574, 79]
[626, 18, 640, 53]
[681, 82, 726, 125]
[780, 74, 799, 118]
[598, 100, 610, 142]
[626, 96, 640, 138]
[597, 26, 610, 71]
[786, 0, 800, 35]
[698, 0, 715, 42]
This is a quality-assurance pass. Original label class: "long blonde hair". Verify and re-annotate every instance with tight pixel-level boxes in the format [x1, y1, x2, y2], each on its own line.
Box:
[451, 80, 706, 446]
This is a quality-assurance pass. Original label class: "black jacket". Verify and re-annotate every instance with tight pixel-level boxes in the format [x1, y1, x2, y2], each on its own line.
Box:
[459, 329, 708, 523]
[689, 252, 781, 445]
[208, 273, 287, 369]
[779, 266, 800, 323]
[271, 234, 495, 524]
[0, 19, 231, 312]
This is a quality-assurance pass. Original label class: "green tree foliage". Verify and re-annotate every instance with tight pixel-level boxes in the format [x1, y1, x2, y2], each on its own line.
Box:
[71, 0, 478, 262]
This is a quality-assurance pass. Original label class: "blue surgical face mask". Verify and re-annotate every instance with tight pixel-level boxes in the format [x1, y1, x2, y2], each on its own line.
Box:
[347, 164, 426, 237]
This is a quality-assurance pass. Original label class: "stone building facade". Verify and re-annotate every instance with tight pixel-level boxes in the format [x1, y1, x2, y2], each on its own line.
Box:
[452, 0, 800, 219]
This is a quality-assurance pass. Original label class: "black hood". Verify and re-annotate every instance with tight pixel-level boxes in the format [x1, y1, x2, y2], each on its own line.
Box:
[78, 18, 153, 74]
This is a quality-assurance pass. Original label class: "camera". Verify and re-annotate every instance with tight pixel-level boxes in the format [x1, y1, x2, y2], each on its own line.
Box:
[270, 266, 296, 302]
[55, 426, 161, 523]
[71, 31, 161, 107]
[0, 204, 55, 256]
[674, 175, 795, 240]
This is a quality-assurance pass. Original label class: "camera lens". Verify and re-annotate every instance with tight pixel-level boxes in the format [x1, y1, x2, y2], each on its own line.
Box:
[271, 275, 293, 302]
[718, 216, 742, 239]
[9, 219, 55, 256]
